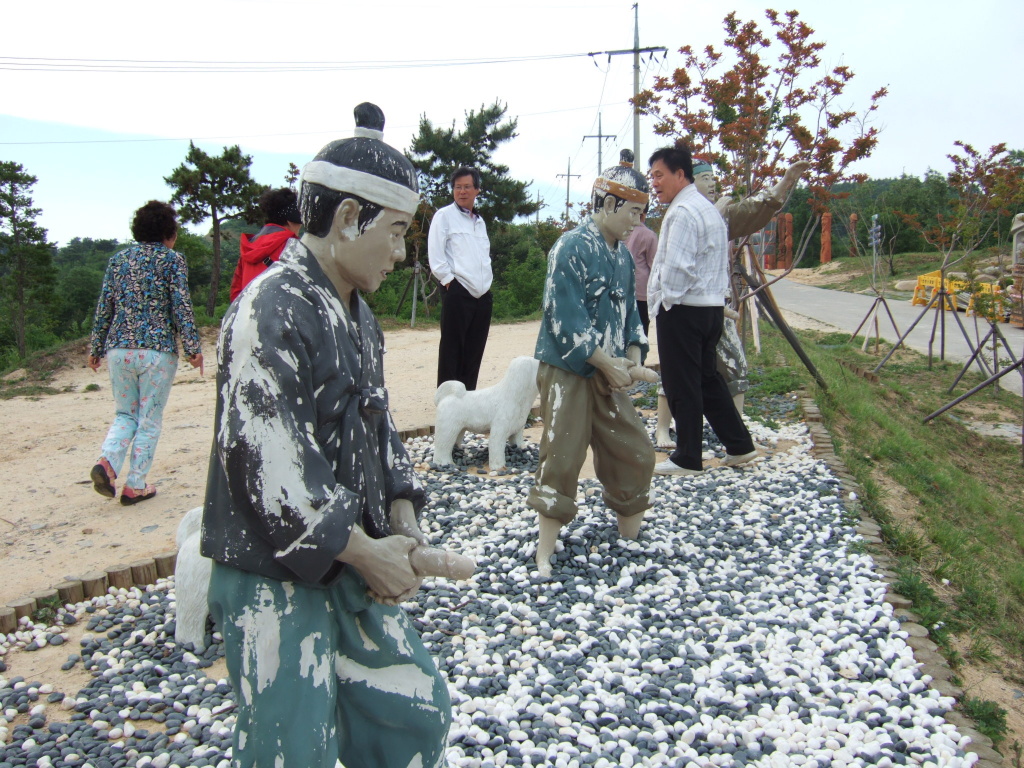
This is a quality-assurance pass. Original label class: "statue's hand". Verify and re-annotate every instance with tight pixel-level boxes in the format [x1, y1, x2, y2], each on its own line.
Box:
[628, 364, 660, 384]
[390, 498, 429, 545]
[337, 528, 421, 605]
[587, 348, 632, 391]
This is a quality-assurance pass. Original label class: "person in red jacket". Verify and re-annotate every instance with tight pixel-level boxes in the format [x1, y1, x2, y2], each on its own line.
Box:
[229, 187, 301, 302]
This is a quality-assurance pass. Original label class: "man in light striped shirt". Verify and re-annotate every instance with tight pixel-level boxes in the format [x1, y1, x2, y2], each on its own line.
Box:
[647, 145, 758, 476]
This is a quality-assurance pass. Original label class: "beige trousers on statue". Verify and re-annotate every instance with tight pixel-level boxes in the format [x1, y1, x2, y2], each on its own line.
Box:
[528, 362, 655, 525]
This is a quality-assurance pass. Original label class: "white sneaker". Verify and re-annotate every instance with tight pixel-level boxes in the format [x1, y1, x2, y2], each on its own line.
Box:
[653, 459, 702, 476]
[722, 449, 760, 468]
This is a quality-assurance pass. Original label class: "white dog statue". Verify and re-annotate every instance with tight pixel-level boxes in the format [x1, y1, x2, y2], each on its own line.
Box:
[433, 356, 540, 471]
[173, 505, 213, 650]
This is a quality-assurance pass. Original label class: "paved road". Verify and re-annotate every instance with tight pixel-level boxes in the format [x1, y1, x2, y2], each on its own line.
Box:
[768, 279, 1024, 398]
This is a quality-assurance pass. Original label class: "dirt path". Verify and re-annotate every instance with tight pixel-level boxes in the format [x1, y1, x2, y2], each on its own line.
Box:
[1, 319, 661, 604]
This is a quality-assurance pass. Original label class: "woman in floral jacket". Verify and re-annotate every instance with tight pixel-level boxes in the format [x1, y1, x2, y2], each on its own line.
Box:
[88, 200, 203, 504]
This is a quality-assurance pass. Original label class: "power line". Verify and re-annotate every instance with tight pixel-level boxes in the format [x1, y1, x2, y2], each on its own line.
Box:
[0, 51, 592, 74]
[588, 3, 667, 162]
[0, 101, 632, 146]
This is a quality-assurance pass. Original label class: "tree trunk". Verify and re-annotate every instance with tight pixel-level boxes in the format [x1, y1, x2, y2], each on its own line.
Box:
[207, 212, 221, 317]
[11, 205, 26, 357]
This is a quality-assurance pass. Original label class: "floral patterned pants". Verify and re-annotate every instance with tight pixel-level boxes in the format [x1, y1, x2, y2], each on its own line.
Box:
[99, 348, 177, 490]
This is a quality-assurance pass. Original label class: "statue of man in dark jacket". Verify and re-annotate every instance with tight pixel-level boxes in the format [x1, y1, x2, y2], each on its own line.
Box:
[201, 103, 452, 768]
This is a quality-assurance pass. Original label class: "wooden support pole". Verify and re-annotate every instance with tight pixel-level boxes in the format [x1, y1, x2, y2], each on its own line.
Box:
[820, 212, 832, 264]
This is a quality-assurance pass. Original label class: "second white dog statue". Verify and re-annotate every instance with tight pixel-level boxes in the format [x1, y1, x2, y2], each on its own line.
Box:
[173, 506, 213, 650]
[433, 356, 540, 471]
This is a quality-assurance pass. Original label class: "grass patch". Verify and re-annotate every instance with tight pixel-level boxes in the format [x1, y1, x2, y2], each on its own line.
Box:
[747, 321, 1024, 664]
[804, 251, 988, 294]
[0, 384, 60, 400]
[747, 364, 805, 397]
[959, 696, 1009, 745]
[631, 382, 658, 411]
[32, 595, 61, 625]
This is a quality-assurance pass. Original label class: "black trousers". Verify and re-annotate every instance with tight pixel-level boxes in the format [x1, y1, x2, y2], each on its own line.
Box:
[437, 279, 492, 390]
[637, 300, 650, 338]
[656, 303, 754, 470]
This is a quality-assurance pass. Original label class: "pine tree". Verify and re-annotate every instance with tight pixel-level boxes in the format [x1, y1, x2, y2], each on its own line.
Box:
[165, 142, 266, 315]
[0, 161, 56, 358]
[408, 102, 540, 225]
[285, 162, 300, 190]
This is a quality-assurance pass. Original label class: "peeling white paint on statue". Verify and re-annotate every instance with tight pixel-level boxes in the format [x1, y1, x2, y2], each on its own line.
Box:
[383, 614, 415, 657]
[355, 617, 380, 652]
[335, 658, 437, 702]
[236, 586, 283, 694]
[299, 632, 333, 687]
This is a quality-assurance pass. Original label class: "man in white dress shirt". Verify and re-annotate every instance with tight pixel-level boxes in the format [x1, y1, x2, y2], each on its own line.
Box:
[647, 145, 758, 476]
[428, 166, 492, 389]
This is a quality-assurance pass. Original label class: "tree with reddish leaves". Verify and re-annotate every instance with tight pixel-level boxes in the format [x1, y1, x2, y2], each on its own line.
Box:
[899, 142, 1024, 272]
[635, 8, 887, 265]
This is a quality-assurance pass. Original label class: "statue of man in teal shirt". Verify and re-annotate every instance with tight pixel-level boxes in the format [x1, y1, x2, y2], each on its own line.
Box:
[530, 161, 657, 578]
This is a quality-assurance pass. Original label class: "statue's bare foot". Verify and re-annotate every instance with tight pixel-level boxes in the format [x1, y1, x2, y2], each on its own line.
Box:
[536, 515, 562, 579]
[655, 430, 675, 449]
[617, 511, 644, 540]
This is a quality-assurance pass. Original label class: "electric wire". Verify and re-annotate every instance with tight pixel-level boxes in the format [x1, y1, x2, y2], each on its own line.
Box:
[0, 52, 591, 74]
[0, 101, 633, 146]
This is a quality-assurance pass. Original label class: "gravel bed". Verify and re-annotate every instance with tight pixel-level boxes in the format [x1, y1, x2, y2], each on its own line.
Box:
[1, 416, 980, 768]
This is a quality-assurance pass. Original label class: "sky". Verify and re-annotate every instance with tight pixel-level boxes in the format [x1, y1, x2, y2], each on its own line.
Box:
[2, 0, 1022, 247]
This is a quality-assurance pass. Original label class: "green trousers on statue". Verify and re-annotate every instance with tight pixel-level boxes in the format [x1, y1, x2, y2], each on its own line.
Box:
[208, 561, 451, 768]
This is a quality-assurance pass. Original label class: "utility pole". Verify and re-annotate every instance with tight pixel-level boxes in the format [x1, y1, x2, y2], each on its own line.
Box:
[583, 113, 616, 176]
[555, 157, 581, 224]
[589, 3, 666, 164]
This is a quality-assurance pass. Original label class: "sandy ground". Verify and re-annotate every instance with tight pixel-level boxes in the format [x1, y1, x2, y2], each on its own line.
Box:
[0, 320, 554, 605]
[0, 309, 848, 607]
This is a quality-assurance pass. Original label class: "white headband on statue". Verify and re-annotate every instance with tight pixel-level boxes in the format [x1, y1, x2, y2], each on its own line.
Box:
[301, 161, 419, 215]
